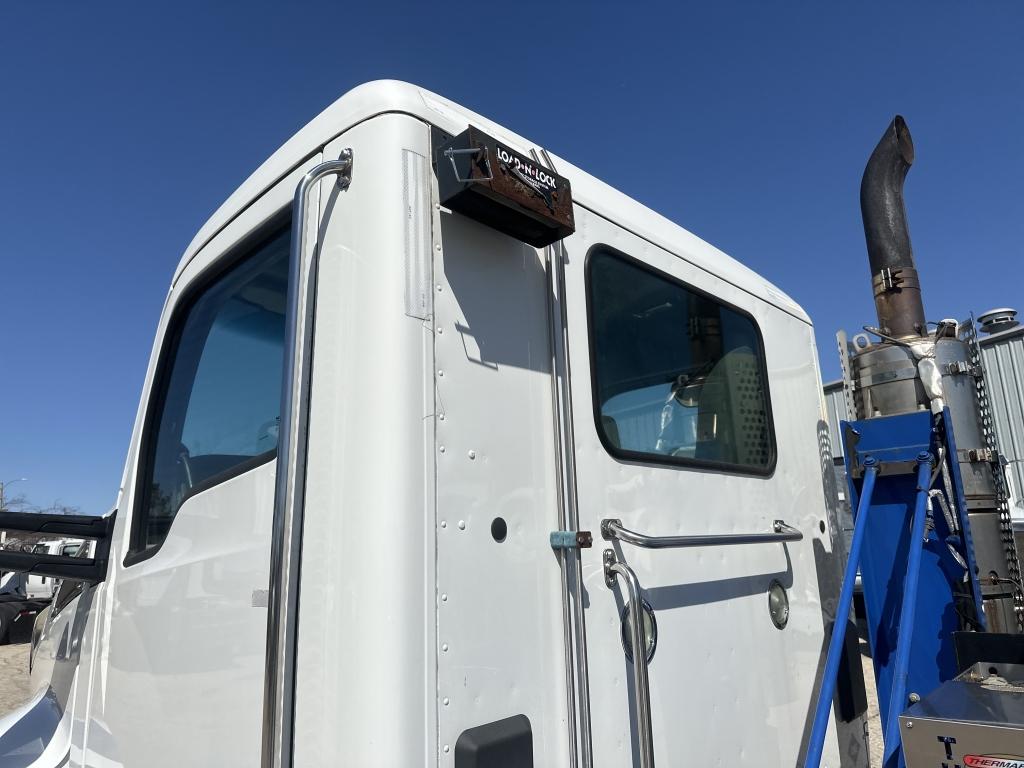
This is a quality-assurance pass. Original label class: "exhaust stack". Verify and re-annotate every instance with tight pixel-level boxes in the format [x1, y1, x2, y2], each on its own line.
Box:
[844, 116, 1024, 633]
[860, 116, 926, 338]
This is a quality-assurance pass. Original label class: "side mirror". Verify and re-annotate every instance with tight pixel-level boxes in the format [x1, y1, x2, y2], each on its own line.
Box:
[0, 510, 116, 584]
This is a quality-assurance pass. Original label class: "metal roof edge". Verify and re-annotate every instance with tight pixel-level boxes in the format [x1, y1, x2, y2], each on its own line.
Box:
[979, 323, 1024, 346]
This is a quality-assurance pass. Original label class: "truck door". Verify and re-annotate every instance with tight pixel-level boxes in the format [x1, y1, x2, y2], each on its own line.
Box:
[563, 209, 839, 766]
[75, 156, 322, 768]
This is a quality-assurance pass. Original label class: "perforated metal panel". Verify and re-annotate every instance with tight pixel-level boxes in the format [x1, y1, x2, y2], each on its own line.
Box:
[722, 351, 771, 466]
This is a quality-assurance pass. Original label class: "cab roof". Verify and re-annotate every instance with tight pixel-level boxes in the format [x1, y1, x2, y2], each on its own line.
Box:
[175, 80, 808, 324]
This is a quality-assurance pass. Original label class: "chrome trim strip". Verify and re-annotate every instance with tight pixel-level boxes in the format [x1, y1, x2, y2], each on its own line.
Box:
[261, 153, 353, 768]
[601, 518, 803, 549]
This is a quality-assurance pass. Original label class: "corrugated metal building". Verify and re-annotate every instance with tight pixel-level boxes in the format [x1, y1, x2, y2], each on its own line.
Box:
[980, 325, 1024, 521]
[823, 324, 1024, 523]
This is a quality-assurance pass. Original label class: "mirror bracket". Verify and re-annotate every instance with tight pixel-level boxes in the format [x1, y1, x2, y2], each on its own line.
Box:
[0, 510, 117, 584]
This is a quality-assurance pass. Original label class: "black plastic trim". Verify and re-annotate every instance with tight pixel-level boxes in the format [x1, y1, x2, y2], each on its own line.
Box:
[0, 551, 104, 582]
[835, 617, 869, 722]
[455, 714, 533, 768]
[584, 244, 778, 477]
[125, 218, 290, 568]
[0, 511, 113, 539]
[0, 511, 116, 583]
[954, 630, 1024, 669]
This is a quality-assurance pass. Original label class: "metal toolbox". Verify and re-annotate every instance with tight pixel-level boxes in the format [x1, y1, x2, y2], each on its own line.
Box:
[900, 662, 1024, 767]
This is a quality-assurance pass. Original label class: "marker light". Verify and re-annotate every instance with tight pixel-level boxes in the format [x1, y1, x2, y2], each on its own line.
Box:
[768, 579, 790, 629]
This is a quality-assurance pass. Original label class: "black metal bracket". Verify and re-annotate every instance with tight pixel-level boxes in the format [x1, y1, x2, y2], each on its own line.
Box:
[0, 510, 117, 584]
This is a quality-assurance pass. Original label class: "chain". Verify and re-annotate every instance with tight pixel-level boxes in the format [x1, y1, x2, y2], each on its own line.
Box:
[964, 317, 1024, 630]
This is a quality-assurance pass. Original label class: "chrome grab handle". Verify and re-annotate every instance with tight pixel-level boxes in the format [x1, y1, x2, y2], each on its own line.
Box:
[601, 518, 803, 549]
[600, 518, 800, 768]
[262, 153, 353, 768]
[603, 550, 655, 768]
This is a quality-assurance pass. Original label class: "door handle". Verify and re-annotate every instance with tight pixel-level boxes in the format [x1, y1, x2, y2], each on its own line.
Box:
[600, 518, 803, 549]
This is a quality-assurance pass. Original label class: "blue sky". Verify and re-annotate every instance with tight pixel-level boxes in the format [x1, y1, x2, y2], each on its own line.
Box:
[2, 2, 1023, 514]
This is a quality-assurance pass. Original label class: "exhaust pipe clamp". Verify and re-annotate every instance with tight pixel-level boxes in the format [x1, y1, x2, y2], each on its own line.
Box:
[872, 266, 920, 296]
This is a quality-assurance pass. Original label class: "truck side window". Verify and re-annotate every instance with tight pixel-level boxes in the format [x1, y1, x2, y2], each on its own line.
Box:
[587, 248, 775, 474]
[131, 228, 290, 556]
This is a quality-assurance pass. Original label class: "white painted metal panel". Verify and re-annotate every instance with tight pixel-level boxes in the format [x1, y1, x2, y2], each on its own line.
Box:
[96, 465, 276, 767]
[433, 210, 570, 766]
[563, 207, 849, 767]
[291, 114, 436, 766]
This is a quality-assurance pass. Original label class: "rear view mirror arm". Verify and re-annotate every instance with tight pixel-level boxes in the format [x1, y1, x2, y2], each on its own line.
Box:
[0, 510, 117, 584]
[0, 510, 115, 539]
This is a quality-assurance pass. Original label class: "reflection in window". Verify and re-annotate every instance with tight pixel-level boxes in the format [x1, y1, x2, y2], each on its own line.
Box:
[588, 250, 774, 471]
[135, 229, 290, 552]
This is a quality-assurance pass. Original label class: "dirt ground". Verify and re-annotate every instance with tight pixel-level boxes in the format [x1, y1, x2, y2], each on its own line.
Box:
[0, 643, 31, 718]
[861, 642, 883, 766]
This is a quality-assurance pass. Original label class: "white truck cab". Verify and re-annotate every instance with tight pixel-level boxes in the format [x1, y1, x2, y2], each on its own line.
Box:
[0, 81, 867, 768]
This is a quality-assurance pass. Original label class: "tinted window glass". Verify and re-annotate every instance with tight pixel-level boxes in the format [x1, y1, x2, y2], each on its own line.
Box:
[135, 229, 289, 552]
[588, 249, 774, 472]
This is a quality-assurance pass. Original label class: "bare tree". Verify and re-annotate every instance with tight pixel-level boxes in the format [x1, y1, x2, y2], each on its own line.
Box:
[1, 493, 33, 513]
[36, 501, 80, 516]
[1, 494, 79, 515]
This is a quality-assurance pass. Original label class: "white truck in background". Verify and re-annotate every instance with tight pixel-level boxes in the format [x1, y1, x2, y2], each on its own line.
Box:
[0, 81, 867, 768]
[25, 540, 84, 599]
[0, 538, 85, 645]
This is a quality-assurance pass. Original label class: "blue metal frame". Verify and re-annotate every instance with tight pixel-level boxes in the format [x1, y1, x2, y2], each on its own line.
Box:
[804, 460, 878, 768]
[803, 408, 985, 768]
[938, 407, 987, 617]
[881, 455, 933, 765]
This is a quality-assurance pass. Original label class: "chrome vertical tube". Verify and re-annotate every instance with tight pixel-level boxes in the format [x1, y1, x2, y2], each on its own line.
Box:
[552, 239, 595, 768]
[545, 240, 579, 768]
[536, 147, 593, 768]
[605, 553, 654, 768]
[262, 153, 353, 768]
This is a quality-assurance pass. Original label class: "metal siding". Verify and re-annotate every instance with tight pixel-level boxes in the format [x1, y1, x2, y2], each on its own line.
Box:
[980, 328, 1024, 521]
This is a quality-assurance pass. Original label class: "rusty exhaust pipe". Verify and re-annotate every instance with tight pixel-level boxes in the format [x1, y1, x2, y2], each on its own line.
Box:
[860, 116, 927, 338]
